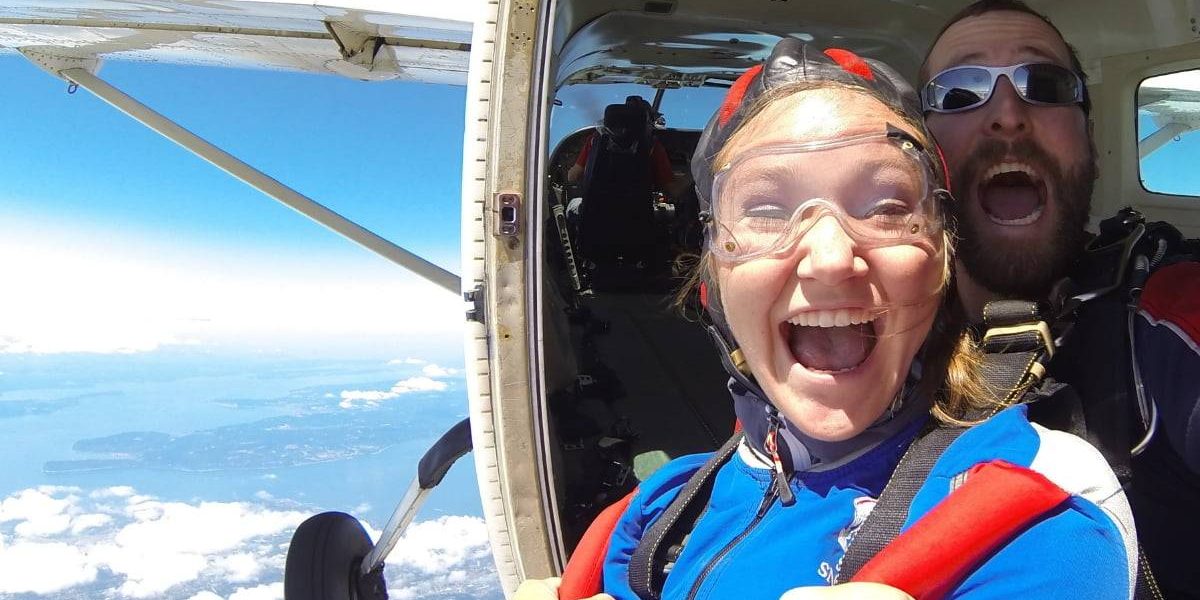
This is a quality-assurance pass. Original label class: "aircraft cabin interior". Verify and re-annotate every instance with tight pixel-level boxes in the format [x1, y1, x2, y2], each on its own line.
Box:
[530, 0, 1200, 574]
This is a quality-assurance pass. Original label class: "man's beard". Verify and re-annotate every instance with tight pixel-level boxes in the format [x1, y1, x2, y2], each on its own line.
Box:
[952, 138, 1096, 299]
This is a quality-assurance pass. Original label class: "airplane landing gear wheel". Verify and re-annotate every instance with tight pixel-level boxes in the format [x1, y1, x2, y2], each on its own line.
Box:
[284, 511, 388, 600]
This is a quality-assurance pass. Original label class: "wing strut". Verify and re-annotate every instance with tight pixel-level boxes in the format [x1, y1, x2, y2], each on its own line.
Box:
[34, 56, 460, 294]
[1139, 121, 1195, 159]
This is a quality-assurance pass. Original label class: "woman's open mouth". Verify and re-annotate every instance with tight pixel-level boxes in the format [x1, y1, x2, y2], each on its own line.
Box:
[979, 162, 1046, 226]
[784, 309, 878, 374]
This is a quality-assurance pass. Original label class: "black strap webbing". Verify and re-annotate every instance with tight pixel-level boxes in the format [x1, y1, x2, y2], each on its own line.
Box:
[837, 423, 968, 582]
[978, 300, 1053, 404]
[1136, 545, 1164, 600]
[627, 432, 743, 600]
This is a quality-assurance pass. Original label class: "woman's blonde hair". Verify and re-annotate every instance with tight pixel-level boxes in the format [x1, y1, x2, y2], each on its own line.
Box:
[681, 80, 1010, 425]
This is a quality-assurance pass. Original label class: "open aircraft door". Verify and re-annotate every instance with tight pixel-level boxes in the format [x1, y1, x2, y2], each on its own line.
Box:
[458, 0, 564, 594]
[282, 0, 560, 595]
[287, 0, 560, 597]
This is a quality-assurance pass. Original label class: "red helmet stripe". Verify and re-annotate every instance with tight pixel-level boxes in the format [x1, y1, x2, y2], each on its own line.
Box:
[718, 64, 764, 127]
[823, 48, 874, 81]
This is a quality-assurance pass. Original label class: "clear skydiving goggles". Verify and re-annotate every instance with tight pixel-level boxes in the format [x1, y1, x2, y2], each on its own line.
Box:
[706, 129, 947, 263]
[921, 62, 1084, 114]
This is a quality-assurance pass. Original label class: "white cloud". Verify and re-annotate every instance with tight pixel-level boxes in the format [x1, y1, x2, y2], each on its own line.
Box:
[188, 592, 225, 600]
[0, 487, 80, 538]
[229, 582, 284, 600]
[91, 486, 136, 499]
[339, 390, 398, 404]
[338, 376, 449, 408]
[0, 486, 499, 599]
[0, 486, 305, 598]
[0, 536, 99, 594]
[71, 513, 113, 534]
[215, 552, 264, 583]
[421, 364, 458, 378]
[385, 515, 491, 573]
[0, 232, 463, 355]
[100, 499, 306, 597]
[389, 357, 427, 365]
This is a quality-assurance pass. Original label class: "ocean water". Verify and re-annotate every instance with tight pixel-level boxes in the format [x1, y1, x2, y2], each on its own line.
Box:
[0, 350, 503, 599]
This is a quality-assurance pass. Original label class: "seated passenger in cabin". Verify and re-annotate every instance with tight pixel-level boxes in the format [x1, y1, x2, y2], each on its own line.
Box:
[515, 40, 1136, 600]
[568, 95, 678, 270]
[566, 95, 675, 193]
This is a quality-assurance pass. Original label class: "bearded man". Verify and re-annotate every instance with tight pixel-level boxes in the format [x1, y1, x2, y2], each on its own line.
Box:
[922, 1, 1200, 598]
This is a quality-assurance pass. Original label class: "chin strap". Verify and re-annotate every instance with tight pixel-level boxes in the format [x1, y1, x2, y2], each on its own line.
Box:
[701, 319, 795, 505]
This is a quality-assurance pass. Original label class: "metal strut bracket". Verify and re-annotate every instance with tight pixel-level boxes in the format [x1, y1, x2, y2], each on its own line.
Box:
[325, 21, 384, 68]
[19, 50, 460, 295]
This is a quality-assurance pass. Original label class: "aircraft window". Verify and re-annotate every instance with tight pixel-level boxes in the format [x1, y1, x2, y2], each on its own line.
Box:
[551, 82, 729, 149]
[551, 83, 660, 148]
[656, 85, 730, 130]
[1137, 69, 1200, 197]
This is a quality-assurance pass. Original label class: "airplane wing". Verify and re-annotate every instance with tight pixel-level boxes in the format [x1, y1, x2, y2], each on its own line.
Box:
[1138, 70, 1200, 159]
[1, 0, 474, 293]
[0, 0, 472, 83]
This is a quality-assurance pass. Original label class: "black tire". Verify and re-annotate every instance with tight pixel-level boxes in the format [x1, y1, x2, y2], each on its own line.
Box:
[284, 511, 385, 600]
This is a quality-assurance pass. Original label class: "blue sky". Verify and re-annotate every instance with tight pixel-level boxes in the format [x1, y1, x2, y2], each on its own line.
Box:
[0, 55, 466, 357]
[0, 52, 494, 598]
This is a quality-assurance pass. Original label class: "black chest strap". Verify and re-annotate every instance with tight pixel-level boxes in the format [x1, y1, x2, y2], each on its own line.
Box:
[627, 432, 743, 600]
[627, 423, 970, 597]
[836, 422, 968, 582]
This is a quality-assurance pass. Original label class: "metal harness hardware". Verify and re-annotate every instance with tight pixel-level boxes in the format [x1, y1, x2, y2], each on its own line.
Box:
[978, 300, 1057, 404]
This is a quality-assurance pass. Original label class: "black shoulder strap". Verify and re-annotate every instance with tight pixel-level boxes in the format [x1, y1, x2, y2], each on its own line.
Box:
[836, 423, 968, 582]
[628, 432, 743, 600]
[1136, 545, 1164, 600]
[976, 300, 1056, 405]
[837, 420, 1162, 600]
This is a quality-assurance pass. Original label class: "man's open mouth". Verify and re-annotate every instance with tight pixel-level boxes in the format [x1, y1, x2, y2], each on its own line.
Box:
[979, 162, 1047, 226]
[784, 309, 878, 374]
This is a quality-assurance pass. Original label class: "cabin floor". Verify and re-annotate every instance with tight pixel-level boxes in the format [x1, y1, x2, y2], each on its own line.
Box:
[545, 264, 734, 551]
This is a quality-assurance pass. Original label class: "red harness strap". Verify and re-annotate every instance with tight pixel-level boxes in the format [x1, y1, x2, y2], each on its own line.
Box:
[559, 489, 637, 600]
[559, 459, 1066, 600]
[851, 460, 1070, 600]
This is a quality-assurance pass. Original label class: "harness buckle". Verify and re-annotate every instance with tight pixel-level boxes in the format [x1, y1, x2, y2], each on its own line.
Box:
[1068, 210, 1147, 305]
[981, 321, 1056, 359]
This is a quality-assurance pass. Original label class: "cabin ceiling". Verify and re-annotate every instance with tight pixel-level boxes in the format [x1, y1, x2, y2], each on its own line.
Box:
[552, 0, 1200, 88]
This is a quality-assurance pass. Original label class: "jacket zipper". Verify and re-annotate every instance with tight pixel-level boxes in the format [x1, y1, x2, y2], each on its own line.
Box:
[683, 482, 778, 600]
[684, 415, 791, 600]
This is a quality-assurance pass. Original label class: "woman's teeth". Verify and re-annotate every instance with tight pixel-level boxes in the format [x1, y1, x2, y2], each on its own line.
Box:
[786, 311, 878, 373]
[787, 309, 874, 328]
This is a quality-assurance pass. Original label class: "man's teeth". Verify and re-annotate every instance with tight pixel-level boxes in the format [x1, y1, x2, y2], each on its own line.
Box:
[983, 161, 1039, 181]
[987, 204, 1044, 226]
[787, 309, 874, 328]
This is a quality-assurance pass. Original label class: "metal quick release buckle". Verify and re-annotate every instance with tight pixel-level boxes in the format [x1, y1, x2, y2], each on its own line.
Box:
[982, 321, 1056, 358]
[981, 321, 1055, 385]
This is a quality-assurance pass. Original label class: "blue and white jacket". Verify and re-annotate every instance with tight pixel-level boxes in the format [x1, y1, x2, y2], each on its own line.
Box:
[602, 405, 1136, 600]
